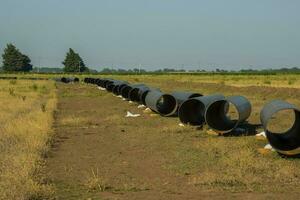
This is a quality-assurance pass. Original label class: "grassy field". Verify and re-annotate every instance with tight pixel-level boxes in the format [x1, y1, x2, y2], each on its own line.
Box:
[1, 73, 300, 199]
[1, 72, 300, 88]
[0, 79, 57, 199]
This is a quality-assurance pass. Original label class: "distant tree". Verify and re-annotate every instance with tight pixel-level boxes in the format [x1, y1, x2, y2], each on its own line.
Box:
[62, 48, 88, 72]
[2, 43, 32, 72]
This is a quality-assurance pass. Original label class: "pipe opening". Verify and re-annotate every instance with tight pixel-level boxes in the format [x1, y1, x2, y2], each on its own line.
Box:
[61, 77, 68, 83]
[156, 94, 177, 116]
[206, 100, 239, 133]
[129, 88, 140, 102]
[267, 109, 296, 134]
[106, 84, 115, 92]
[121, 86, 133, 99]
[112, 85, 120, 95]
[178, 99, 205, 125]
[118, 84, 128, 95]
[266, 109, 300, 152]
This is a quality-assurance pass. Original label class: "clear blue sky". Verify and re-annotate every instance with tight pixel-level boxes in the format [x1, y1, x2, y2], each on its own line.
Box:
[1, 0, 300, 70]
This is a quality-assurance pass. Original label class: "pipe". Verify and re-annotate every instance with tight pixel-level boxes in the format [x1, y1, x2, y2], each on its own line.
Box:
[145, 90, 178, 116]
[112, 81, 129, 95]
[178, 94, 225, 125]
[205, 95, 251, 134]
[60, 77, 79, 83]
[128, 84, 148, 102]
[117, 83, 130, 95]
[83, 78, 89, 83]
[171, 91, 203, 106]
[260, 100, 300, 156]
[107, 80, 127, 92]
[120, 84, 145, 99]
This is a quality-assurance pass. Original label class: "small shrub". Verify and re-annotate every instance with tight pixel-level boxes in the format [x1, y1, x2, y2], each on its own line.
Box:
[8, 88, 15, 96]
[41, 103, 46, 112]
[9, 80, 17, 85]
[30, 83, 38, 91]
[263, 80, 271, 85]
[84, 169, 107, 192]
[21, 95, 26, 101]
[288, 78, 296, 85]
[40, 85, 49, 94]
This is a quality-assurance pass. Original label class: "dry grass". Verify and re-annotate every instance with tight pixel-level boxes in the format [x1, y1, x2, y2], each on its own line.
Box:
[96, 74, 300, 89]
[84, 168, 108, 192]
[0, 80, 57, 200]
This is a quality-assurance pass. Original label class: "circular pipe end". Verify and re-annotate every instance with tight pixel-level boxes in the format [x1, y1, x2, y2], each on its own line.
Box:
[178, 99, 205, 125]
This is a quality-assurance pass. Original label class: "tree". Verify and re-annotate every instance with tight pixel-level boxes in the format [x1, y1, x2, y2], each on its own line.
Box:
[62, 48, 88, 72]
[2, 43, 32, 72]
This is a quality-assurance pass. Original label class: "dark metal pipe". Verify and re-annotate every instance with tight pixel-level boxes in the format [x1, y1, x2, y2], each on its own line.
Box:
[102, 79, 114, 88]
[106, 80, 123, 92]
[145, 90, 178, 116]
[171, 91, 203, 106]
[120, 84, 145, 99]
[128, 84, 148, 102]
[59, 77, 79, 83]
[260, 100, 300, 156]
[178, 94, 225, 125]
[205, 95, 251, 134]
[117, 83, 130, 95]
[112, 81, 129, 95]
[90, 78, 97, 84]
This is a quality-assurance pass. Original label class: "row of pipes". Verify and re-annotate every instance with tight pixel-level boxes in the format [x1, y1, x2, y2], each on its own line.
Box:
[83, 77, 300, 156]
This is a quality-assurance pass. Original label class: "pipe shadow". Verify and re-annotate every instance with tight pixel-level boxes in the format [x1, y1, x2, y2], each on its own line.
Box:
[223, 122, 263, 137]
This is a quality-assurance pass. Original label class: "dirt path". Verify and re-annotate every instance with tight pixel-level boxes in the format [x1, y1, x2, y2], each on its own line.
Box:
[46, 83, 300, 200]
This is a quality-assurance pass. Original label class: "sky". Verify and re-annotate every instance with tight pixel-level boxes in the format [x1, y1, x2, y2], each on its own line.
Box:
[0, 0, 300, 71]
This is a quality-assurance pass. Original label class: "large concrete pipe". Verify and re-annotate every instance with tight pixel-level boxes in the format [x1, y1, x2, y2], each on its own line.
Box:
[128, 85, 149, 102]
[260, 100, 300, 156]
[205, 96, 251, 134]
[178, 94, 225, 125]
[171, 91, 203, 106]
[145, 90, 178, 116]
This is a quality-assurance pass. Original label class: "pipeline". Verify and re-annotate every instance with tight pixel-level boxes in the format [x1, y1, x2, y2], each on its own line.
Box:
[138, 87, 153, 105]
[260, 100, 300, 156]
[112, 82, 129, 95]
[56, 77, 79, 83]
[178, 94, 225, 126]
[121, 84, 145, 99]
[205, 95, 252, 134]
[145, 90, 178, 116]
[106, 80, 125, 92]
[171, 91, 203, 106]
[128, 84, 148, 102]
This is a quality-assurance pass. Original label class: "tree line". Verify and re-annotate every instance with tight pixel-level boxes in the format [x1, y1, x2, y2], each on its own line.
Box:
[1, 43, 89, 72]
[2, 43, 300, 74]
